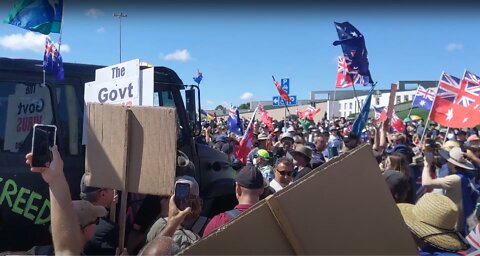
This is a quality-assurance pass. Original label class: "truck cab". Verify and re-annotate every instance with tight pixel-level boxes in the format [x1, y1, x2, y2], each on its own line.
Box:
[0, 58, 236, 251]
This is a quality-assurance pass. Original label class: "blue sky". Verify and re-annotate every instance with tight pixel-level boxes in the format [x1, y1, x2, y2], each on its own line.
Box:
[1, 1, 479, 110]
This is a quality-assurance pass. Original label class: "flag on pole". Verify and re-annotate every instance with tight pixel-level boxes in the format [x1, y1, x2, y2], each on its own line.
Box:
[350, 86, 374, 136]
[193, 69, 203, 84]
[335, 56, 354, 88]
[296, 105, 321, 121]
[235, 107, 258, 164]
[4, 0, 63, 35]
[43, 37, 64, 80]
[373, 106, 405, 132]
[272, 75, 291, 102]
[333, 21, 373, 86]
[227, 105, 243, 136]
[258, 104, 273, 132]
[430, 71, 480, 128]
[412, 85, 435, 111]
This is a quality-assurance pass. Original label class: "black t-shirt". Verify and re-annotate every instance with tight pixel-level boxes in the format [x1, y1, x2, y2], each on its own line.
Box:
[292, 166, 313, 182]
[83, 217, 119, 255]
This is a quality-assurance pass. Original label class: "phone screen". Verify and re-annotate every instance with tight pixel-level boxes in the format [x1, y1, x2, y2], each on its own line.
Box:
[174, 183, 190, 210]
[31, 124, 57, 168]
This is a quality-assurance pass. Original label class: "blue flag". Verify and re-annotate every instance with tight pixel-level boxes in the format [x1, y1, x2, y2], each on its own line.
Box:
[412, 85, 435, 111]
[227, 105, 243, 136]
[333, 22, 373, 86]
[193, 70, 203, 84]
[350, 86, 375, 136]
[43, 37, 64, 80]
[4, 0, 63, 35]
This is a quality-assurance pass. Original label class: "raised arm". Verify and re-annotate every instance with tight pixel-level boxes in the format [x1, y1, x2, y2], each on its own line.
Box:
[26, 146, 83, 254]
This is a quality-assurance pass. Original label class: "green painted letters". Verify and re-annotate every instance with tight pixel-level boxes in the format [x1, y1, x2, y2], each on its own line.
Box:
[35, 199, 50, 225]
[24, 191, 42, 221]
[12, 187, 30, 215]
[0, 179, 18, 207]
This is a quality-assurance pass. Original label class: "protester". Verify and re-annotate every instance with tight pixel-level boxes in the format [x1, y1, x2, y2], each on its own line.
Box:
[25, 146, 96, 254]
[291, 145, 313, 182]
[422, 147, 478, 234]
[202, 165, 264, 237]
[383, 170, 410, 203]
[310, 135, 327, 169]
[253, 149, 274, 182]
[80, 174, 119, 255]
[269, 157, 294, 192]
[145, 176, 203, 254]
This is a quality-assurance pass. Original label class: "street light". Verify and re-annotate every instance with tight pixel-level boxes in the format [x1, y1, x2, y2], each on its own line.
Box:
[113, 12, 127, 62]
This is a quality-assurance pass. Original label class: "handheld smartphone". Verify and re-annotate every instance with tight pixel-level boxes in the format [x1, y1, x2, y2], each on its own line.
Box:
[174, 183, 190, 211]
[31, 124, 57, 168]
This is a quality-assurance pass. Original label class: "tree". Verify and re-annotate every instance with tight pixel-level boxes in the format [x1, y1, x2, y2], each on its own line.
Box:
[215, 105, 226, 112]
[238, 103, 250, 110]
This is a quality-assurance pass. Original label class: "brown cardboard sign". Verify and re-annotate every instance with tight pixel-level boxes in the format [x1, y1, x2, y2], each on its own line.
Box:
[84, 103, 177, 196]
[181, 145, 416, 255]
[386, 83, 398, 119]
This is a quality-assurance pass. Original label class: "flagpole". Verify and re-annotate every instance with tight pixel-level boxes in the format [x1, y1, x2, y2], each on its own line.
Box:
[333, 87, 337, 120]
[420, 81, 441, 144]
[443, 127, 449, 144]
[57, 1, 65, 52]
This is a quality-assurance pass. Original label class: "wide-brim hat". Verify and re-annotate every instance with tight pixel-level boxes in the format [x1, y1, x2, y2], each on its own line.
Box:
[257, 133, 269, 141]
[291, 145, 312, 160]
[439, 147, 475, 170]
[397, 193, 468, 252]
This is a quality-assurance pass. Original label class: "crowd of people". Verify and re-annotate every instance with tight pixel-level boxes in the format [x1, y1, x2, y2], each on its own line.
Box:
[11, 113, 480, 255]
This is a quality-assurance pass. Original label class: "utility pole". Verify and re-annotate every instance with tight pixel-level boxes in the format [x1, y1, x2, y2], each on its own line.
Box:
[113, 12, 127, 63]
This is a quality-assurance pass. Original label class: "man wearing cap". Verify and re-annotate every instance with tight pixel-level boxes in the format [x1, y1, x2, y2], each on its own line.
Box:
[202, 165, 264, 237]
[342, 133, 360, 152]
[145, 176, 203, 254]
[291, 145, 313, 182]
[422, 147, 479, 234]
[253, 149, 274, 182]
[273, 132, 295, 160]
[80, 174, 119, 255]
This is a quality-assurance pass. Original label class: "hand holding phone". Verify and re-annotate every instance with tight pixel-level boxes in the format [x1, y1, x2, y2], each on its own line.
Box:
[174, 183, 190, 211]
[31, 124, 57, 168]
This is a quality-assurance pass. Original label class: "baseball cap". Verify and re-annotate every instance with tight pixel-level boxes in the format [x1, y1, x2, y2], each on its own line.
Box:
[468, 134, 480, 142]
[175, 176, 199, 197]
[235, 165, 264, 189]
[80, 173, 101, 194]
[72, 200, 107, 228]
[255, 149, 270, 160]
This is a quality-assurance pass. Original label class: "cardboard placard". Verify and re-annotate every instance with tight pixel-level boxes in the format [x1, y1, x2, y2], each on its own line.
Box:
[386, 83, 398, 119]
[181, 145, 416, 255]
[84, 103, 177, 195]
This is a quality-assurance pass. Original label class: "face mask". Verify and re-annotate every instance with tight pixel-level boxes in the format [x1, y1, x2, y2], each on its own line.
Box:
[253, 158, 258, 166]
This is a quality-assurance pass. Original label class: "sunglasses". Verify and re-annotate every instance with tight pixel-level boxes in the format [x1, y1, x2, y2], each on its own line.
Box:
[276, 170, 293, 176]
[81, 217, 100, 229]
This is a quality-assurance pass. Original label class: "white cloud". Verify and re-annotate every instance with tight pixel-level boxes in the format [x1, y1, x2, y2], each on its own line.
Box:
[96, 27, 105, 33]
[0, 32, 70, 53]
[240, 92, 254, 101]
[163, 49, 191, 61]
[446, 43, 463, 52]
[85, 8, 104, 18]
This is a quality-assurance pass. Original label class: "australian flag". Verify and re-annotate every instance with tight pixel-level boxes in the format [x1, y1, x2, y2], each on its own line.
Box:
[412, 85, 435, 111]
[227, 105, 243, 136]
[193, 70, 203, 84]
[333, 22, 373, 86]
[43, 37, 64, 80]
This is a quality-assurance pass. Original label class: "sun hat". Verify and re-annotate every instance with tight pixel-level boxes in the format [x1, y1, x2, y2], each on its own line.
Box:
[438, 147, 475, 170]
[286, 126, 295, 133]
[468, 134, 480, 142]
[257, 133, 269, 141]
[442, 141, 460, 152]
[80, 173, 101, 194]
[255, 149, 270, 161]
[397, 193, 468, 252]
[280, 132, 294, 142]
[291, 145, 312, 160]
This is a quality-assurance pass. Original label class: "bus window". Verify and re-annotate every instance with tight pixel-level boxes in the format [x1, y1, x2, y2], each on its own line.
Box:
[0, 82, 54, 153]
[55, 84, 82, 156]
